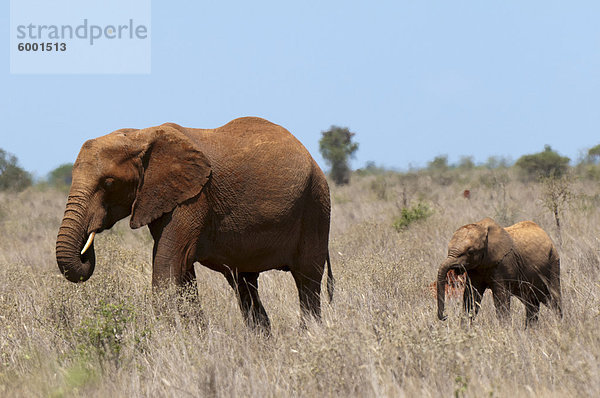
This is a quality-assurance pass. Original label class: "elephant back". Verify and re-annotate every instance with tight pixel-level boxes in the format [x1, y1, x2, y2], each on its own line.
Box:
[505, 221, 558, 275]
[188, 117, 323, 229]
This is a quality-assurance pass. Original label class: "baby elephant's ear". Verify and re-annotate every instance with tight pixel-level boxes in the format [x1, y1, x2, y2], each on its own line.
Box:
[481, 218, 512, 264]
[130, 125, 211, 229]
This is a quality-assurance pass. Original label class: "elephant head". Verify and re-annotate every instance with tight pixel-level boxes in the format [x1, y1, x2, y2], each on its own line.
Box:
[436, 217, 512, 320]
[56, 124, 211, 282]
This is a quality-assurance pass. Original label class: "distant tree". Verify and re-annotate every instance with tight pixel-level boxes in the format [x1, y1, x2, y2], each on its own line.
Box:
[515, 145, 570, 179]
[364, 161, 378, 173]
[48, 163, 73, 187]
[427, 155, 453, 185]
[587, 144, 600, 164]
[484, 155, 511, 169]
[576, 144, 600, 179]
[427, 155, 449, 172]
[0, 149, 32, 191]
[457, 156, 475, 170]
[356, 161, 387, 176]
[319, 126, 359, 185]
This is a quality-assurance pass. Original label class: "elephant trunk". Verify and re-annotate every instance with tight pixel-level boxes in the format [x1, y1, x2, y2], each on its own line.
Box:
[56, 190, 96, 283]
[436, 258, 455, 321]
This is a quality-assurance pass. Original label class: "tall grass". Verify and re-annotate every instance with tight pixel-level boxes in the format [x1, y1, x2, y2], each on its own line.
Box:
[0, 170, 598, 397]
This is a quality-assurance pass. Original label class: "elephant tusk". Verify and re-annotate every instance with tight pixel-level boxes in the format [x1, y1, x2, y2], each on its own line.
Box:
[81, 232, 96, 255]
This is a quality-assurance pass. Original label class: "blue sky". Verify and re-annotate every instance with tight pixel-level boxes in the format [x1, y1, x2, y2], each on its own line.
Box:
[2, 1, 599, 178]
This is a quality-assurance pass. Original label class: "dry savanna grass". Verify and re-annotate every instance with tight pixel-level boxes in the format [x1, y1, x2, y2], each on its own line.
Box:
[1, 169, 599, 397]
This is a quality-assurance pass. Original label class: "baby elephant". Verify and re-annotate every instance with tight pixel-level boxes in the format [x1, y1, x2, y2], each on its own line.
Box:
[437, 217, 562, 326]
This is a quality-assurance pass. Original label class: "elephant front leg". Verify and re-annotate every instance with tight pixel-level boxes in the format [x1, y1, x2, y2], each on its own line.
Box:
[150, 237, 198, 289]
[463, 276, 486, 321]
[515, 282, 541, 327]
[179, 265, 199, 303]
[148, 220, 205, 324]
[491, 282, 512, 322]
[148, 214, 199, 289]
[147, 214, 203, 323]
[225, 271, 271, 333]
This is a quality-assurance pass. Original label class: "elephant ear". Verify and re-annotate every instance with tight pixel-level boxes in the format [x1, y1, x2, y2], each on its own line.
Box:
[481, 217, 513, 265]
[130, 125, 211, 229]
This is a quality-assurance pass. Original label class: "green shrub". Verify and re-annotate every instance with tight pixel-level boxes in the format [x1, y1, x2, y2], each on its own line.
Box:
[76, 300, 133, 366]
[515, 145, 570, 179]
[392, 201, 433, 231]
[52, 361, 99, 396]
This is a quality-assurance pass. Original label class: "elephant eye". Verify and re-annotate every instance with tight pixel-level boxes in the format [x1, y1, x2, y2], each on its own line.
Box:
[103, 177, 115, 189]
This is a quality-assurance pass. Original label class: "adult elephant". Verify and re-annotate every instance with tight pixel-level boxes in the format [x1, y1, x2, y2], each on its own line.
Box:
[56, 117, 333, 332]
[436, 217, 562, 326]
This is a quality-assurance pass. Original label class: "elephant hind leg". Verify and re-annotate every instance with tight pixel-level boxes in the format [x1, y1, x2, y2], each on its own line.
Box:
[546, 254, 563, 319]
[548, 274, 563, 319]
[524, 298, 540, 327]
[540, 289, 562, 321]
[548, 293, 563, 319]
[225, 272, 271, 333]
[291, 263, 323, 323]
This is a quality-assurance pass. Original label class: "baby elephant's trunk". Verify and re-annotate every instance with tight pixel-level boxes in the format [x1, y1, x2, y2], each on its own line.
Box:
[436, 258, 455, 320]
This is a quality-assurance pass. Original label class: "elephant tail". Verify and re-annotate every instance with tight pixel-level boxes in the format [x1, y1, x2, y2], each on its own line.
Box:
[326, 252, 334, 303]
